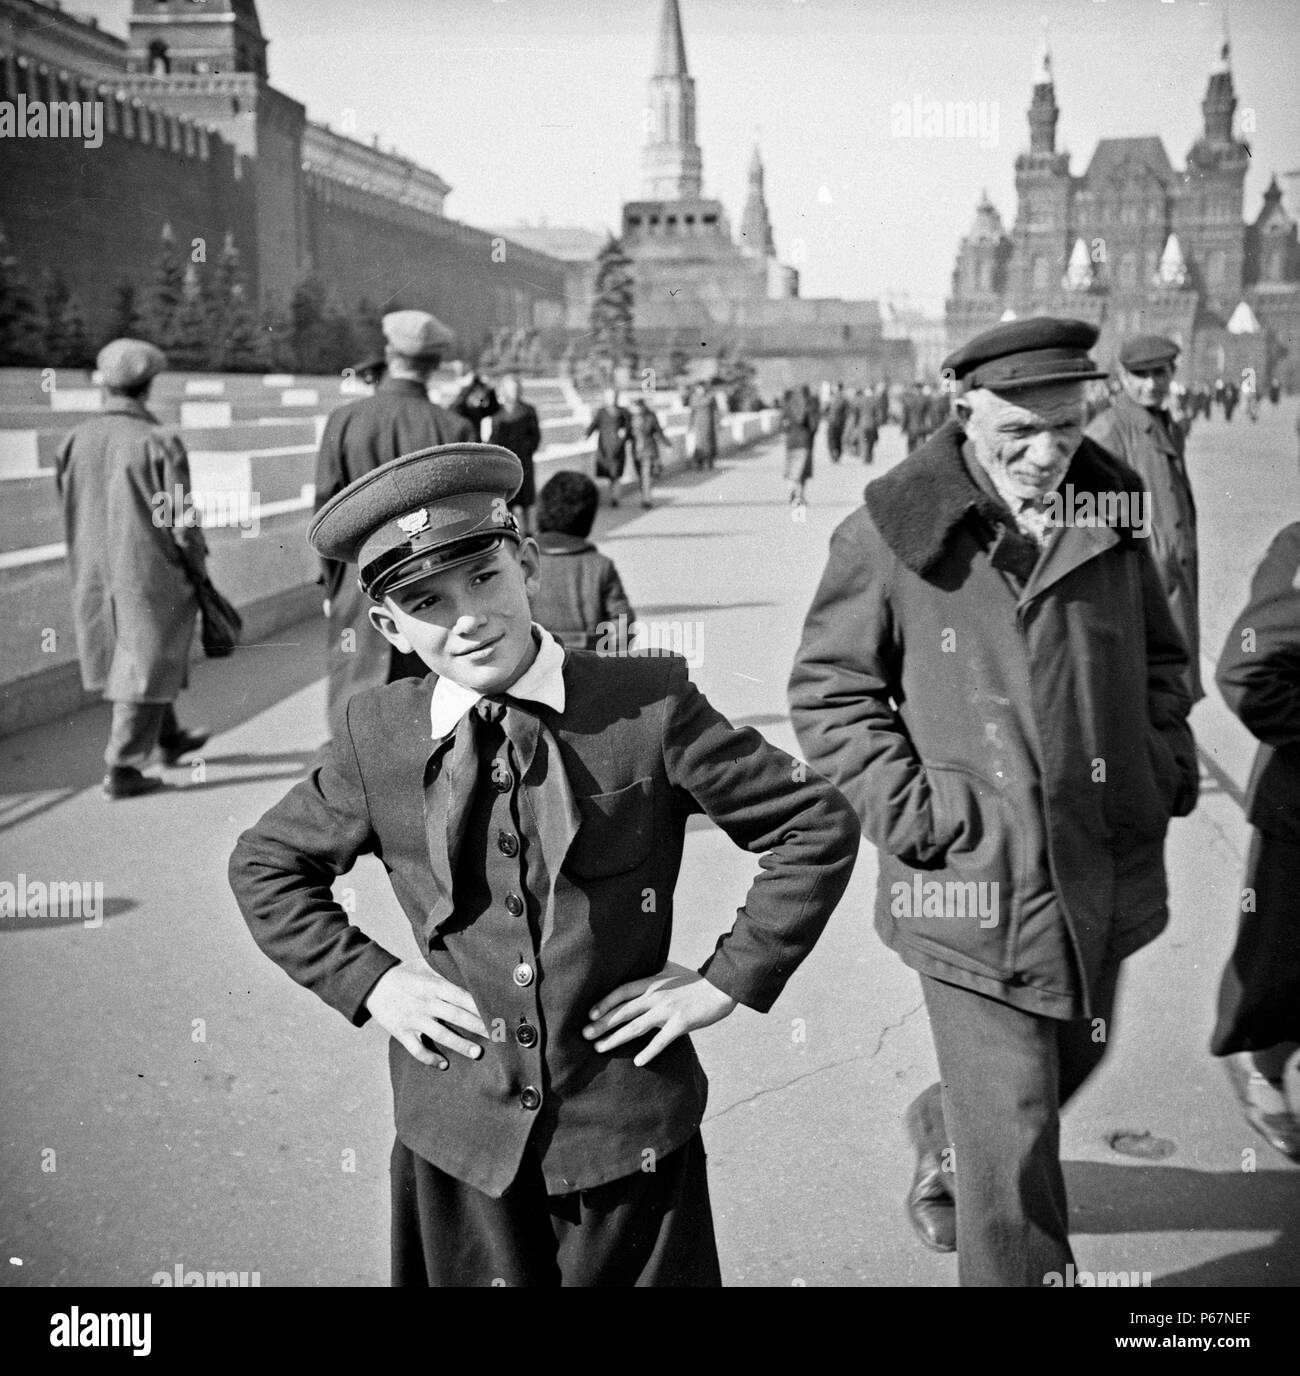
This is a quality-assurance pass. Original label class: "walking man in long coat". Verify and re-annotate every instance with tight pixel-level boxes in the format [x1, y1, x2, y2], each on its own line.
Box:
[314, 310, 472, 732]
[56, 339, 210, 799]
[586, 387, 632, 507]
[489, 372, 542, 536]
[1086, 334, 1203, 702]
[790, 318, 1199, 1286]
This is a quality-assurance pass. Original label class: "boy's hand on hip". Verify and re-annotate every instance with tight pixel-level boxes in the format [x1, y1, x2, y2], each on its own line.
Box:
[364, 961, 488, 1071]
[584, 961, 736, 1067]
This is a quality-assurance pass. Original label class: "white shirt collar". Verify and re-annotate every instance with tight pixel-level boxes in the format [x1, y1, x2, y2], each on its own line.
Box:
[429, 625, 567, 740]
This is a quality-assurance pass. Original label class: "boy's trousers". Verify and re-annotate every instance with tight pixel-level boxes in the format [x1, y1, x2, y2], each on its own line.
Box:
[391, 1131, 721, 1287]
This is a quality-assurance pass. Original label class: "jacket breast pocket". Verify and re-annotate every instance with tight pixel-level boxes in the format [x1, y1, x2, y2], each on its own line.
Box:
[565, 777, 655, 879]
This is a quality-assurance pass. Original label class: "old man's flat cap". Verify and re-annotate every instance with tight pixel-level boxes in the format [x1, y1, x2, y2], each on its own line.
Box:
[381, 309, 455, 360]
[309, 442, 524, 600]
[943, 317, 1107, 392]
[96, 338, 167, 389]
[1119, 334, 1180, 371]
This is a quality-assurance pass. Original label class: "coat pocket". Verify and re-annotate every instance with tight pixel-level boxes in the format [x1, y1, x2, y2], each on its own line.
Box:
[565, 777, 655, 879]
[924, 763, 1019, 894]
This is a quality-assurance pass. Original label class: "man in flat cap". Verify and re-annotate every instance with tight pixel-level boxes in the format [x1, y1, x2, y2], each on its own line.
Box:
[1087, 333, 1203, 701]
[314, 309, 472, 731]
[229, 441, 858, 1285]
[790, 317, 1198, 1285]
[55, 338, 211, 799]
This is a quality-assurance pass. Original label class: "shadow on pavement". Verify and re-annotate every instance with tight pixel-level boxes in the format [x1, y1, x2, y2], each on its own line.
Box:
[0, 895, 138, 933]
[1065, 1159, 1300, 1285]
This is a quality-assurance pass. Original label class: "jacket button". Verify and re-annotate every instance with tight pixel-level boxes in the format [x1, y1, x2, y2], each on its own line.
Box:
[512, 962, 534, 987]
[520, 1085, 542, 1111]
[504, 892, 524, 917]
[498, 830, 519, 857]
[515, 1021, 538, 1048]
[493, 769, 513, 794]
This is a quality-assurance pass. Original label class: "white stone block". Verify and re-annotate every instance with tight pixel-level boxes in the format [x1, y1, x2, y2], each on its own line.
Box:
[180, 401, 233, 429]
[184, 379, 226, 396]
[50, 388, 102, 412]
[0, 431, 41, 477]
[281, 389, 319, 406]
[263, 374, 295, 387]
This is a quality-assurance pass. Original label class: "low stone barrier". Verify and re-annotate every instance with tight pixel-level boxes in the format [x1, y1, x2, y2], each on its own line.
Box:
[0, 408, 779, 737]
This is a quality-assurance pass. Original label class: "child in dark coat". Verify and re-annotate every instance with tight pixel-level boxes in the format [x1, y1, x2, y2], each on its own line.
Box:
[531, 471, 634, 651]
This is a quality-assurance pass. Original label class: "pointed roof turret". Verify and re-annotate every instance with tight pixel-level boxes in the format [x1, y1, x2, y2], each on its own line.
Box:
[654, 0, 689, 77]
[1156, 233, 1189, 287]
[1063, 237, 1094, 290]
[967, 190, 1006, 243]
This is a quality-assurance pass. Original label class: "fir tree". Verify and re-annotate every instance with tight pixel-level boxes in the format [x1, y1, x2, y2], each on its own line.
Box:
[351, 297, 384, 362]
[39, 267, 71, 364]
[206, 232, 261, 370]
[288, 270, 328, 372]
[108, 280, 145, 342]
[0, 226, 43, 366]
[589, 236, 637, 384]
[147, 222, 185, 348]
[61, 298, 93, 369]
[258, 293, 295, 371]
[220, 283, 262, 371]
[168, 262, 211, 370]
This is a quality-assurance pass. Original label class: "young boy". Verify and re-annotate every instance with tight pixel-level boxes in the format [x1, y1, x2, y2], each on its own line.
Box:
[532, 470, 634, 651]
[228, 442, 858, 1287]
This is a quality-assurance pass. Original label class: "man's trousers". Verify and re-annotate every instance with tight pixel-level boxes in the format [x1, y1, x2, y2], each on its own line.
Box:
[105, 701, 185, 770]
[910, 961, 1121, 1286]
[391, 1132, 721, 1287]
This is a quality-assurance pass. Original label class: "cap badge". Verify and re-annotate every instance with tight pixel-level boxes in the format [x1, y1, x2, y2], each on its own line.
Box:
[397, 508, 430, 536]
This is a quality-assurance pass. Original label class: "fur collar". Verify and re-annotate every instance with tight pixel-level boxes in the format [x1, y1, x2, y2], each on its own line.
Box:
[863, 420, 1140, 574]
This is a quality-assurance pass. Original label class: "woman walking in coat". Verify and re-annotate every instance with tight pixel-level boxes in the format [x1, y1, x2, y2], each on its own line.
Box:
[55, 340, 210, 800]
[688, 384, 720, 469]
[780, 385, 818, 506]
[1212, 521, 1300, 1160]
[488, 372, 542, 535]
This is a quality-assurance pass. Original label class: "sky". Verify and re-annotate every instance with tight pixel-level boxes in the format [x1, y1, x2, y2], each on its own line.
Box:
[72, 0, 1300, 315]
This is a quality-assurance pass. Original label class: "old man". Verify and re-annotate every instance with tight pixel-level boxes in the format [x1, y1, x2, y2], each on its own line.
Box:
[789, 317, 1199, 1286]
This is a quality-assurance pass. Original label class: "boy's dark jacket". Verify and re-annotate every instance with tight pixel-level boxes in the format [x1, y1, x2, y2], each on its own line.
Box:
[229, 649, 858, 1197]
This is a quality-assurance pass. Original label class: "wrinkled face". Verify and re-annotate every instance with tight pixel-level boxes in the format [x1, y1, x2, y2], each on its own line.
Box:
[1119, 361, 1173, 409]
[369, 540, 541, 693]
[958, 383, 1085, 502]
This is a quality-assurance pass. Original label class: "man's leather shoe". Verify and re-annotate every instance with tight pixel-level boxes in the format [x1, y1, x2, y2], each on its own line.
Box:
[156, 729, 210, 766]
[907, 1152, 957, 1252]
[102, 768, 168, 801]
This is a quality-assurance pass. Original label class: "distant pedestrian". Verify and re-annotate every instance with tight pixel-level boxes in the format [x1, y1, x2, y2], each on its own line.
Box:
[1086, 333, 1203, 702]
[849, 386, 878, 464]
[1223, 380, 1240, 422]
[1268, 377, 1282, 406]
[826, 383, 849, 463]
[314, 309, 471, 732]
[531, 471, 634, 650]
[1212, 521, 1300, 1161]
[780, 385, 817, 506]
[452, 370, 500, 440]
[923, 384, 950, 438]
[1242, 369, 1260, 423]
[586, 387, 632, 507]
[901, 383, 928, 453]
[351, 353, 386, 388]
[489, 373, 542, 536]
[628, 396, 666, 508]
[55, 339, 210, 800]
[688, 383, 720, 469]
